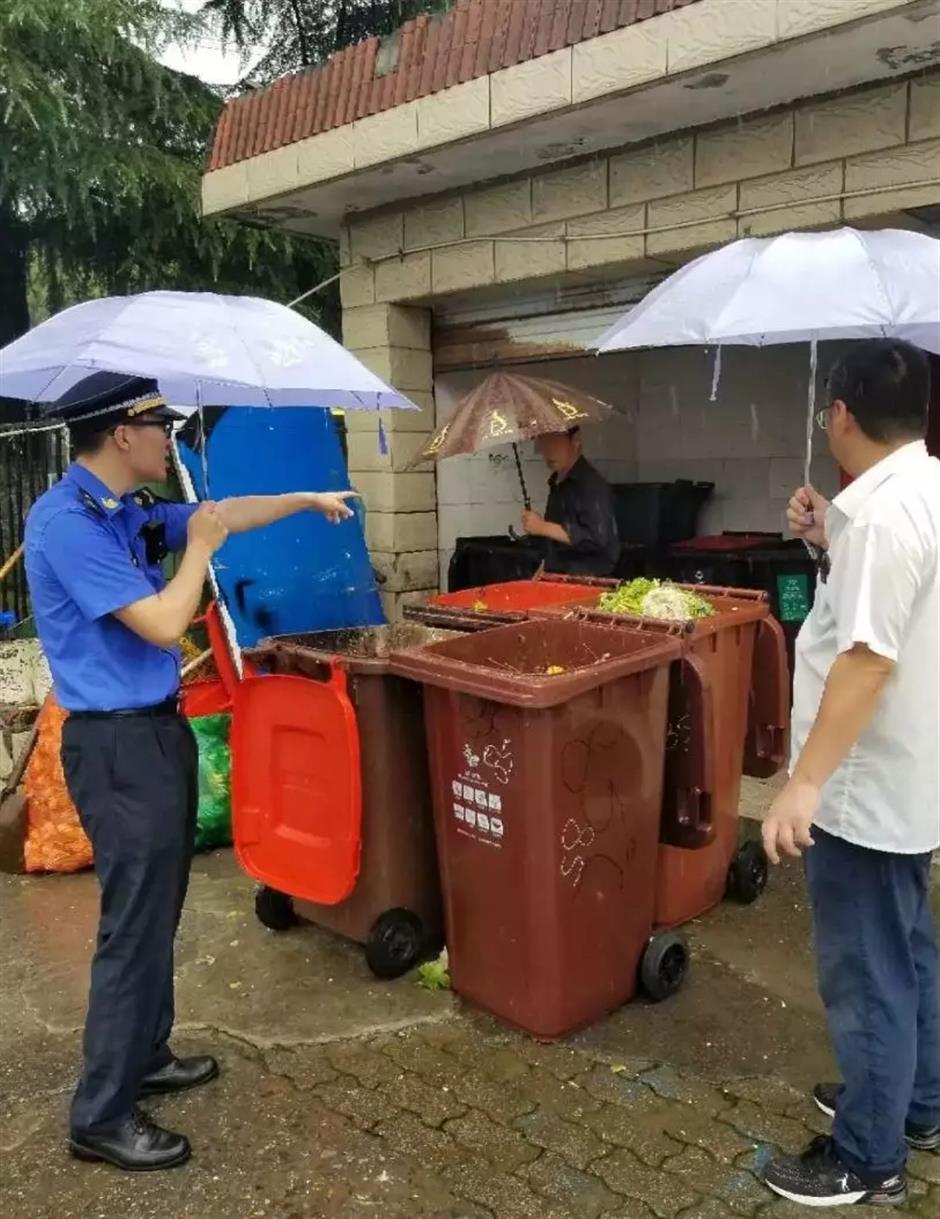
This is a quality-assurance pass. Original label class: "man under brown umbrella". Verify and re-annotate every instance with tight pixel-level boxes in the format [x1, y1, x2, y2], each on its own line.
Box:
[521, 427, 619, 577]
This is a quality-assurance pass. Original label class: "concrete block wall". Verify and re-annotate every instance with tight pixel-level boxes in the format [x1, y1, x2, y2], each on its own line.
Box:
[341, 302, 438, 620]
[434, 346, 841, 585]
[634, 345, 840, 536]
[340, 72, 940, 306]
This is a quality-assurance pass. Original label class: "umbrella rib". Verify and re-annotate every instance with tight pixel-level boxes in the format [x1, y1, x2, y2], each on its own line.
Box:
[30, 296, 146, 406]
[848, 229, 896, 323]
[708, 240, 766, 343]
[226, 301, 274, 406]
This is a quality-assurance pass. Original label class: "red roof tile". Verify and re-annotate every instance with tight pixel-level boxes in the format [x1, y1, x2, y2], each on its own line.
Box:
[207, 0, 701, 172]
[454, 1, 474, 87]
[581, 0, 604, 40]
[487, 0, 512, 71]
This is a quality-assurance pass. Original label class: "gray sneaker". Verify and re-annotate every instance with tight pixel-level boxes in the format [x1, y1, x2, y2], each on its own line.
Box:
[763, 1135, 907, 1208]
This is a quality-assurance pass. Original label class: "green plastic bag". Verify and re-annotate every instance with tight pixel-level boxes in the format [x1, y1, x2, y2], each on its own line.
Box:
[190, 714, 232, 852]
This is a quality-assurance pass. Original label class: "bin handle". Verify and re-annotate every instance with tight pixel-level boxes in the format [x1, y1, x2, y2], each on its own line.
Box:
[242, 643, 349, 693]
[677, 582, 767, 604]
[563, 606, 690, 639]
[660, 651, 716, 849]
[539, 573, 616, 589]
[402, 604, 527, 631]
[744, 615, 790, 779]
[192, 601, 248, 693]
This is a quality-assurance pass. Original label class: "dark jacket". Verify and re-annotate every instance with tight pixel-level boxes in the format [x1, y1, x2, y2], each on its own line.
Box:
[543, 456, 619, 576]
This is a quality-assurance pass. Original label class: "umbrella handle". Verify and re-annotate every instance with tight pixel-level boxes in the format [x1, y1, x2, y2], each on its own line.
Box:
[512, 443, 531, 510]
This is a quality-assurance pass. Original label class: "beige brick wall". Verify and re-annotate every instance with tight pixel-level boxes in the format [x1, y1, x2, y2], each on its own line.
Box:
[695, 111, 794, 189]
[795, 81, 908, 167]
[609, 137, 695, 208]
[341, 73, 940, 310]
[647, 184, 738, 256]
[494, 223, 567, 284]
[465, 180, 532, 238]
[341, 303, 438, 619]
[738, 162, 844, 238]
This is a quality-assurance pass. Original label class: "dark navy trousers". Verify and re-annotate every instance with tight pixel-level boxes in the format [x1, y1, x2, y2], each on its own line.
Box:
[61, 711, 198, 1135]
[806, 826, 940, 1181]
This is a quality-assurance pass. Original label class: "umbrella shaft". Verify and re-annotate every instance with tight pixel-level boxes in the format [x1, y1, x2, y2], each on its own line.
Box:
[512, 444, 531, 509]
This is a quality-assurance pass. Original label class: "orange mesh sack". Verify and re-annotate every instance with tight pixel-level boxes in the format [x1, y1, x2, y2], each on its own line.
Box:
[23, 696, 93, 874]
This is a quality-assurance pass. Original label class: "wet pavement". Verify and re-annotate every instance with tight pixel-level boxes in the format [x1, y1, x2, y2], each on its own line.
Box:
[1, 813, 937, 1219]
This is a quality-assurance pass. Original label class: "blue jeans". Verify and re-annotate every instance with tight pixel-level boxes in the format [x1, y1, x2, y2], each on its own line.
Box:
[806, 827, 940, 1181]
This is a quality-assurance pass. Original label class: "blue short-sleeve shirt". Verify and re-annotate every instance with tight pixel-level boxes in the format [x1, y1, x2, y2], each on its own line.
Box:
[25, 465, 198, 712]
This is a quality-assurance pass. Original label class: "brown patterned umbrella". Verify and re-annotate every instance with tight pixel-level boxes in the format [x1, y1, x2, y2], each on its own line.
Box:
[408, 371, 613, 507]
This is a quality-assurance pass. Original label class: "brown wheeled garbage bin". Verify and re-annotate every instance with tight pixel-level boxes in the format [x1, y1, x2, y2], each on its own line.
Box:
[233, 623, 468, 979]
[391, 617, 703, 1038]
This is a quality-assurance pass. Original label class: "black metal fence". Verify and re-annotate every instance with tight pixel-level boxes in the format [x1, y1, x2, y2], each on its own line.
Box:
[0, 425, 68, 627]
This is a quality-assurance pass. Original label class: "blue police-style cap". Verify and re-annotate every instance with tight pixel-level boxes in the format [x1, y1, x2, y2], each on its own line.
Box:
[53, 371, 186, 429]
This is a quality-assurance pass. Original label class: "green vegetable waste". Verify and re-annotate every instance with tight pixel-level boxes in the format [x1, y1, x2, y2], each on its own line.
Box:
[416, 950, 451, 991]
[598, 578, 716, 621]
[190, 714, 233, 853]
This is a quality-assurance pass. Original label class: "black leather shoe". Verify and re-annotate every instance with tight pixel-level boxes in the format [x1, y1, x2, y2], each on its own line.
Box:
[139, 1055, 219, 1098]
[69, 1108, 191, 1171]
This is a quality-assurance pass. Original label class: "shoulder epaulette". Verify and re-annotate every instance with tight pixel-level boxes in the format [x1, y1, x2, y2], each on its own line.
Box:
[78, 490, 107, 519]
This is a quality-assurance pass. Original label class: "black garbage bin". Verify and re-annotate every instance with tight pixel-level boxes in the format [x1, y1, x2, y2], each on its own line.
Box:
[668, 533, 780, 588]
[448, 535, 543, 592]
[742, 542, 818, 694]
[611, 480, 714, 548]
[669, 535, 818, 698]
[612, 480, 714, 576]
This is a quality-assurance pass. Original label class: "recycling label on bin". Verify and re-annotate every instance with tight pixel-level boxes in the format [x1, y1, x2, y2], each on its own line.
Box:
[449, 740, 512, 848]
[776, 573, 811, 623]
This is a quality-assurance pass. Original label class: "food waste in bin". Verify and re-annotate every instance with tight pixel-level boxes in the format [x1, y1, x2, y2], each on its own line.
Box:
[598, 579, 716, 621]
[233, 623, 476, 980]
[390, 617, 695, 1038]
[431, 578, 604, 616]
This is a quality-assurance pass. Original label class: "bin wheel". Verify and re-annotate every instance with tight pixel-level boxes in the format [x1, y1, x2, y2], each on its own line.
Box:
[254, 886, 297, 932]
[728, 840, 769, 905]
[365, 909, 426, 980]
[640, 931, 689, 1003]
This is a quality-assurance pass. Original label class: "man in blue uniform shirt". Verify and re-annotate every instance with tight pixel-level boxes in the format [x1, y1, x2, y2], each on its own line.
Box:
[25, 371, 357, 1172]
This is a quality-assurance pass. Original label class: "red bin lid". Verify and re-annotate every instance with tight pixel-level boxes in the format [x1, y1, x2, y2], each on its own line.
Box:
[231, 671, 362, 905]
[672, 533, 781, 553]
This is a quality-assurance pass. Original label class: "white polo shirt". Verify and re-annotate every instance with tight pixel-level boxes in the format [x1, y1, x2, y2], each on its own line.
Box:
[790, 440, 940, 854]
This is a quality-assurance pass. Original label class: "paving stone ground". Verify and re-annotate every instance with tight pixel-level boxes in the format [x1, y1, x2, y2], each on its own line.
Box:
[1, 802, 937, 1219]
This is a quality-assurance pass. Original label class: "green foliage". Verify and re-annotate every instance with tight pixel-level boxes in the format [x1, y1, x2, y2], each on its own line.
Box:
[203, 0, 454, 85]
[0, 0, 337, 345]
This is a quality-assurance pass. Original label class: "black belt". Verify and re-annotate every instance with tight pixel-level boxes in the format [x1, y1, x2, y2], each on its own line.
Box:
[69, 695, 181, 721]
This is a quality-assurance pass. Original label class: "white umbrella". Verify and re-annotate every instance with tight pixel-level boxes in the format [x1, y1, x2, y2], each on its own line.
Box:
[594, 228, 940, 355]
[0, 290, 417, 411]
[593, 226, 940, 563]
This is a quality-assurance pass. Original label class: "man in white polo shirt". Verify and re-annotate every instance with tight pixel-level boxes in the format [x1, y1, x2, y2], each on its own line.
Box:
[761, 339, 939, 1208]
